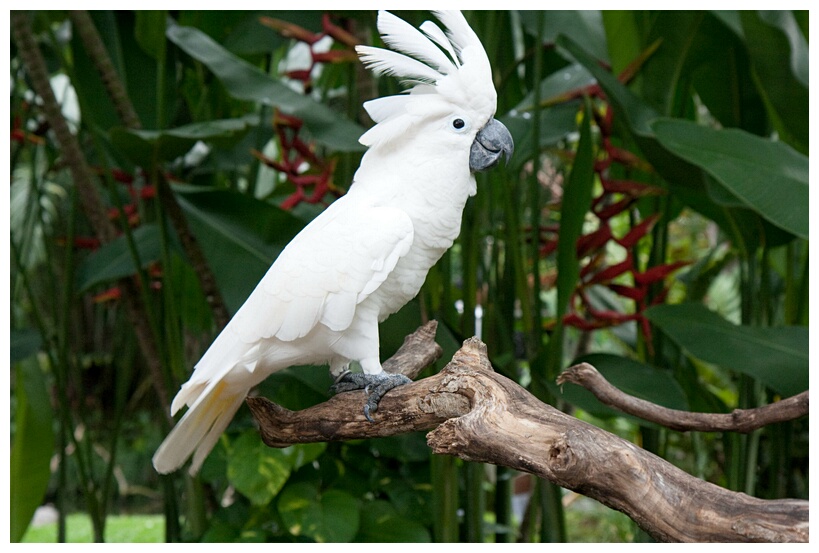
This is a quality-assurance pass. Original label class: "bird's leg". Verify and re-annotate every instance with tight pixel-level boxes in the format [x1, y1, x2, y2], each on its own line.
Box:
[330, 369, 411, 422]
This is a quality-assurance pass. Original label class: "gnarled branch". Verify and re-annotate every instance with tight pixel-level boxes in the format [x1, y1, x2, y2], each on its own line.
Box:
[246, 324, 808, 542]
[557, 362, 809, 433]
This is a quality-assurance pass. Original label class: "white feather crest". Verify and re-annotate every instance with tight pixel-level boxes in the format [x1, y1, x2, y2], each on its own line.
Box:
[420, 20, 460, 67]
[357, 10, 495, 148]
[357, 10, 483, 87]
[430, 10, 478, 58]
[376, 11, 456, 74]
[356, 45, 441, 84]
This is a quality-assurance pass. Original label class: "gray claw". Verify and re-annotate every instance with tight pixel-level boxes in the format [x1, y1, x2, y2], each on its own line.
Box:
[330, 372, 411, 421]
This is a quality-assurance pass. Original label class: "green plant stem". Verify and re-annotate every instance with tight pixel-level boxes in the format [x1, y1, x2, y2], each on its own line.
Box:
[9, 238, 102, 540]
[56, 187, 79, 542]
[68, 11, 142, 129]
[794, 241, 808, 325]
[465, 462, 485, 542]
[501, 173, 533, 336]
[12, 9, 169, 410]
[538, 478, 566, 543]
[431, 455, 459, 542]
[528, 11, 544, 349]
[494, 465, 514, 542]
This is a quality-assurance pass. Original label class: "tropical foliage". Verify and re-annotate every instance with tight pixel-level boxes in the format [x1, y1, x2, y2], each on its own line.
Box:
[10, 10, 808, 542]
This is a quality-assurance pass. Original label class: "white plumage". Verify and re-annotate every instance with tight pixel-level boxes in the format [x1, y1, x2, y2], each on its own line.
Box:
[153, 10, 511, 475]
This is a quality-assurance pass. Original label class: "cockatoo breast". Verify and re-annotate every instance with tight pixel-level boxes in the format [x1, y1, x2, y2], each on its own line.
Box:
[352, 143, 475, 320]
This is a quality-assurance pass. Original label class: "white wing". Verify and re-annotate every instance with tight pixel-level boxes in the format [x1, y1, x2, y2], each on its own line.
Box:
[191, 196, 414, 376]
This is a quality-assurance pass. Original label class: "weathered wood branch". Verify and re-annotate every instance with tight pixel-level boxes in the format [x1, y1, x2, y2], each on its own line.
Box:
[246, 325, 808, 542]
[246, 321, 460, 447]
[558, 362, 809, 433]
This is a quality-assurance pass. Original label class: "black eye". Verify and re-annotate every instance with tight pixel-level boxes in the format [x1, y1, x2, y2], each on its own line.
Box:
[452, 118, 465, 130]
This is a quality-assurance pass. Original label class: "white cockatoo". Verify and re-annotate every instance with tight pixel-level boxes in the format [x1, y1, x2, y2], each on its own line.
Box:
[153, 10, 513, 475]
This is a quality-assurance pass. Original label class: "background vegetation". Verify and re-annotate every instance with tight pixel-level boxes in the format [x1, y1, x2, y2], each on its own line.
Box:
[10, 10, 808, 542]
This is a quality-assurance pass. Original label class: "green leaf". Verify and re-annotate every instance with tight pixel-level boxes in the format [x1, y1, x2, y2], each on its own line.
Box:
[557, 34, 657, 137]
[256, 365, 331, 411]
[10, 329, 42, 363]
[546, 100, 595, 378]
[282, 442, 327, 471]
[11, 358, 55, 542]
[552, 353, 689, 423]
[652, 119, 808, 239]
[355, 500, 431, 542]
[223, 12, 323, 56]
[166, 21, 365, 152]
[503, 64, 590, 169]
[555, 102, 596, 322]
[692, 15, 767, 135]
[739, 11, 808, 152]
[555, 34, 708, 194]
[109, 115, 259, 166]
[75, 224, 165, 293]
[227, 430, 292, 506]
[646, 303, 808, 397]
[514, 64, 594, 111]
[134, 11, 168, 59]
[173, 184, 306, 313]
[523, 11, 609, 63]
[601, 11, 642, 77]
[639, 11, 705, 116]
[277, 482, 360, 543]
[68, 12, 123, 131]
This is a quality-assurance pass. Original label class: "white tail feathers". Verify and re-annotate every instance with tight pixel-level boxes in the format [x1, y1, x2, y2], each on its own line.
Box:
[152, 380, 247, 476]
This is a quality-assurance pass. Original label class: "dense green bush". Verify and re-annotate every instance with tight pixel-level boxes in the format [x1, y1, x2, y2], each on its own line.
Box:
[10, 10, 808, 542]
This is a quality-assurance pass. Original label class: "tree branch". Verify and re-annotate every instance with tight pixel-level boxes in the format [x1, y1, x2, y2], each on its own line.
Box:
[557, 362, 809, 433]
[247, 325, 808, 542]
[246, 321, 461, 447]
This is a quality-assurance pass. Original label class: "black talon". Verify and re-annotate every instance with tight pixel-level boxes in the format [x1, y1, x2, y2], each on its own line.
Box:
[330, 372, 411, 421]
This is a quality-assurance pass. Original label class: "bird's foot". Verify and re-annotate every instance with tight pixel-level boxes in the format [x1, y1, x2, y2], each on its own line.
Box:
[330, 371, 411, 422]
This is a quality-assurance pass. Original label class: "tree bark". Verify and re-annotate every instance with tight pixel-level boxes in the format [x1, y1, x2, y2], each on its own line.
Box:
[246, 325, 809, 543]
[558, 362, 809, 433]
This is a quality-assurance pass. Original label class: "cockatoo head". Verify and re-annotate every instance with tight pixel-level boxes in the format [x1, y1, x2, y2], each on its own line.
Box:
[356, 10, 513, 172]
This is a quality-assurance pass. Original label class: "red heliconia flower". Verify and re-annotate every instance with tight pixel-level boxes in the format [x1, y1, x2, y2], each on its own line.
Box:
[259, 16, 322, 45]
[633, 261, 691, 286]
[576, 224, 613, 258]
[139, 185, 156, 200]
[73, 236, 101, 250]
[253, 111, 342, 210]
[615, 214, 660, 249]
[545, 64, 690, 347]
[92, 286, 122, 303]
[322, 13, 360, 47]
[261, 12, 359, 90]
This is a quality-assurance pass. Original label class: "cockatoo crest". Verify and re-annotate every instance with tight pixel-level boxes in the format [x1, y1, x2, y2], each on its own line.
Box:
[356, 11, 497, 149]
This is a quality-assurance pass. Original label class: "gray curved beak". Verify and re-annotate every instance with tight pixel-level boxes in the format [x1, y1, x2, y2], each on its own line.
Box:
[469, 118, 514, 172]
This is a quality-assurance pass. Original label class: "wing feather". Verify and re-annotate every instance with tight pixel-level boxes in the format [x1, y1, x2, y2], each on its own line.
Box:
[193, 197, 413, 382]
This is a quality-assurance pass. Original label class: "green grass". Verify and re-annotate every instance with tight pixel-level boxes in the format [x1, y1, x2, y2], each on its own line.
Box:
[22, 497, 633, 542]
[565, 495, 636, 542]
[22, 514, 165, 543]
